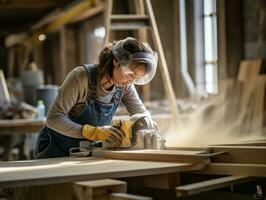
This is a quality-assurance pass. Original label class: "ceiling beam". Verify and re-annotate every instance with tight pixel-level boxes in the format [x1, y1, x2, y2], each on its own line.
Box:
[0, 0, 67, 9]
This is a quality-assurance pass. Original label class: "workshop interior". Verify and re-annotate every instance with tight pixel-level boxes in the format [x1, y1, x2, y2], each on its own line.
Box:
[0, 0, 266, 199]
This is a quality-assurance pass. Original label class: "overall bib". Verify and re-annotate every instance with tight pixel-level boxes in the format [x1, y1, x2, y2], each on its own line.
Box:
[35, 65, 122, 159]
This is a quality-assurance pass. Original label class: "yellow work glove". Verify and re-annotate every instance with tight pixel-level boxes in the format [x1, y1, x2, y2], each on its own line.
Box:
[112, 119, 133, 141]
[82, 124, 125, 146]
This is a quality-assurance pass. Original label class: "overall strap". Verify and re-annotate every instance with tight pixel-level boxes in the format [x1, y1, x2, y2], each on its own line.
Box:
[112, 86, 123, 105]
[83, 64, 97, 103]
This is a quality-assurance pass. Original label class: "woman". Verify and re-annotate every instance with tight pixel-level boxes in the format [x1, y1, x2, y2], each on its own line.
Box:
[35, 37, 158, 159]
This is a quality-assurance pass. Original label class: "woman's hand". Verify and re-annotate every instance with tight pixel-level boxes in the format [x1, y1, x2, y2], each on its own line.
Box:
[82, 124, 125, 146]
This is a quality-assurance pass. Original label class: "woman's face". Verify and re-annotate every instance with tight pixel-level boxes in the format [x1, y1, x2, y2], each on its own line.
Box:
[112, 59, 146, 86]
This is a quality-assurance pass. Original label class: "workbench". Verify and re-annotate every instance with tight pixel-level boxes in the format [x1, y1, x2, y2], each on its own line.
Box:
[0, 119, 45, 135]
[0, 143, 266, 199]
[0, 156, 194, 188]
[0, 119, 45, 160]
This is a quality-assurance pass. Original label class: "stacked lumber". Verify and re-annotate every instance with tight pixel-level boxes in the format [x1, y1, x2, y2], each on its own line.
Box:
[175, 140, 266, 197]
[219, 59, 266, 135]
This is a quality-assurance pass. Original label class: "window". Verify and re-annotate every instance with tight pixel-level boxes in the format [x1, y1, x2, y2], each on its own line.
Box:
[204, 0, 218, 94]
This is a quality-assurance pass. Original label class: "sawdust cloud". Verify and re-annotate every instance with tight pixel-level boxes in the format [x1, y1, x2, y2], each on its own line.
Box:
[163, 93, 266, 147]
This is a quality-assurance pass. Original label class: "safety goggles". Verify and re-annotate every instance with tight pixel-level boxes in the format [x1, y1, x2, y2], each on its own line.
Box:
[112, 38, 158, 85]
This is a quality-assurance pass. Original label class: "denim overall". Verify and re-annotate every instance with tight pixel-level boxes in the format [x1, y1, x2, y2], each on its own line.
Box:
[35, 64, 122, 159]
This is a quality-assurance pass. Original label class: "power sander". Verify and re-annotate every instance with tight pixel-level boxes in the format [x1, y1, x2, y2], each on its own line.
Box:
[70, 114, 166, 157]
[103, 114, 165, 149]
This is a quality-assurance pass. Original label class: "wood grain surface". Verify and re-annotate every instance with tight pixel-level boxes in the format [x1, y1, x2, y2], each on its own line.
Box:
[0, 157, 193, 188]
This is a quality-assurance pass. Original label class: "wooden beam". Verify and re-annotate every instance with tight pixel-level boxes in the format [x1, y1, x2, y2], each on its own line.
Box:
[74, 179, 126, 200]
[210, 146, 266, 164]
[104, 150, 211, 167]
[0, 69, 10, 103]
[217, 0, 227, 81]
[44, 0, 94, 32]
[69, 1, 105, 24]
[0, 119, 45, 135]
[176, 175, 251, 197]
[211, 140, 266, 147]
[166, 146, 210, 152]
[110, 193, 152, 200]
[0, 0, 66, 9]
[194, 162, 266, 177]
[5, 33, 28, 47]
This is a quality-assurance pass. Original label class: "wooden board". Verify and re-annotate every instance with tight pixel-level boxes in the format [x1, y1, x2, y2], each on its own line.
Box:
[110, 193, 152, 200]
[104, 150, 210, 167]
[194, 162, 266, 177]
[0, 157, 193, 188]
[0, 119, 45, 135]
[237, 59, 262, 82]
[210, 139, 266, 146]
[176, 175, 251, 197]
[0, 69, 10, 103]
[74, 179, 127, 200]
[252, 76, 266, 130]
[210, 146, 266, 164]
[166, 146, 210, 152]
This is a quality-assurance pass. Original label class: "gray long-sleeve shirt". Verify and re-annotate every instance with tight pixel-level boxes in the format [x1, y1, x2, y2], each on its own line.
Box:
[46, 66, 148, 138]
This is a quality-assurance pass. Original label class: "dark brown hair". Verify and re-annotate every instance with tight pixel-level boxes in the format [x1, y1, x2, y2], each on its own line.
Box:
[97, 38, 152, 80]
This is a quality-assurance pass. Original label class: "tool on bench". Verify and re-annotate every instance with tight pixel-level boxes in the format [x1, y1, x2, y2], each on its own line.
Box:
[69, 141, 93, 157]
[70, 114, 165, 157]
[103, 114, 163, 149]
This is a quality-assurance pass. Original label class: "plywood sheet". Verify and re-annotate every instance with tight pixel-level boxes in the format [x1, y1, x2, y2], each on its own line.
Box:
[0, 157, 193, 188]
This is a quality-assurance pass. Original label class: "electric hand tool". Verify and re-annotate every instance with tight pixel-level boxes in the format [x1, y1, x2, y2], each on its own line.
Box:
[103, 114, 161, 149]
[70, 114, 164, 157]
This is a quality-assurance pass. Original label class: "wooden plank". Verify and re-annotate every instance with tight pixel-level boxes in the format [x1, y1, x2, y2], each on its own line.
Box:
[217, 0, 227, 82]
[0, 157, 193, 188]
[74, 179, 126, 200]
[176, 175, 251, 197]
[166, 146, 210, 152]
[103, 0, 113, 45]
[194, 162, 266, 177]
[104, 150, 210, 167]
[237, 59, 262, 82]
[0, 119, 45, 135]
[210, 139, 266, 146]
[110, 193, 152, 200]
[210, 146, 266, 164]
[252, 76, 266, 130]
[110, 15, 150, 30]
[0, 69, 10, 103]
